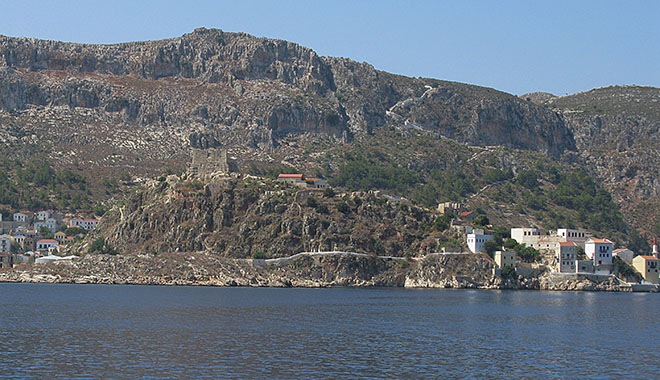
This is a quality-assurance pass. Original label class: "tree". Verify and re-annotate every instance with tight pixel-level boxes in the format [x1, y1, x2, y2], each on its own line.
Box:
[473, 215, 490, 227]
[484, 240, 500, 256]
[433, 213, 454, 231]
[336, 201, 350, 214]
[516, 170, 539, 189]
[503, 238, 518, 249]
[323, 187, 335, 197]
[501, 265, 517, 279]
[89, 237, 105, 253]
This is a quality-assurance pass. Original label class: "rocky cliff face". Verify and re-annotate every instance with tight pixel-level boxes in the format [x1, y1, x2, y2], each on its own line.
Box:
[0, 28, 576, 180]
[82, 175, 454, 258]
[546, 86, 660, 231]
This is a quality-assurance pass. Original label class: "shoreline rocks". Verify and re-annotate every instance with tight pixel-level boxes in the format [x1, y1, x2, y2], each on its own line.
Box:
[0, 252, 653, 292]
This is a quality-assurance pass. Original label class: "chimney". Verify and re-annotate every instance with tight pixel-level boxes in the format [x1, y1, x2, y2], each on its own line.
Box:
[653, 237, 659, 258]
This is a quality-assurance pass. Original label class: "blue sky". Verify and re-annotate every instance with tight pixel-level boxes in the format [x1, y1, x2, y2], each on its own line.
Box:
[2, 0, 658, 95]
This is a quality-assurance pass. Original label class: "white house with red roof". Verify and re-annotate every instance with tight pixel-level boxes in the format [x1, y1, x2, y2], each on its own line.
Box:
[556, 242, 578, 273]
[585, 238, 613, 266]
[277, 174, 329, 189]
[612, 248, 634, 264]
[36, 239, 58, 253]
[277, 173, 306, 187]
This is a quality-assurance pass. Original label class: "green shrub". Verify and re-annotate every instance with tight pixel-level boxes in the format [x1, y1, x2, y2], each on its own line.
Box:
[336, 201, 350, 214]
[252, 251, 267, 259]
[501, 265, 517, 278]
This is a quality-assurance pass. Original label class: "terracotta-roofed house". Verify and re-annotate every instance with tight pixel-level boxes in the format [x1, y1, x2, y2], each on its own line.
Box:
[36, 239, 59, 253]
[585, 238, 613, 266]
[460, 211, 477, 222]
[613, 248, 634, 264]
[277, 173, 307, 187]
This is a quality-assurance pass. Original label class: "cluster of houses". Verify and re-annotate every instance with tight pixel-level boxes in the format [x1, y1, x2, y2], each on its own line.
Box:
[466, 226, 660, 284]
[0, 210, 99, 269]
[277, 173, 328, 189]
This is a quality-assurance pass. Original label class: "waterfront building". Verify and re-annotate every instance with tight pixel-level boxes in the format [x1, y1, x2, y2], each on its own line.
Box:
[494, 250, 516, 269]
[585, 238, 613, 266]
[576, 259, 594, 273]
[556, 242, 577, 273]
[632, 255, 660, 284]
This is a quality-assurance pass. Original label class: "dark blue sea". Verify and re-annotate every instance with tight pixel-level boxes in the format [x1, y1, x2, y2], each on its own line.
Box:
[1, 284, 659, 379]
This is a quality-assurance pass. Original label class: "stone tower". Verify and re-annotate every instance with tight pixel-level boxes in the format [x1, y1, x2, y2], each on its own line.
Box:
[189, 148, 229, 178]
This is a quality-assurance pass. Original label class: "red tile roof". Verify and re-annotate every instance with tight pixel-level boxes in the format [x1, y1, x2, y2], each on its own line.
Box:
[460, 211, 474, 217]
[588, 238, 613, 244]
[37, 239, 58, 243]
[613, 248, 629, 253]
[278, 174, 304, 179]
[559, 242, 577, 247]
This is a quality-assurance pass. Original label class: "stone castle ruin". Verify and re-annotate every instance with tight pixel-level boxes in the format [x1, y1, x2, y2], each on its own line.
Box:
[189, 148, 229, 178]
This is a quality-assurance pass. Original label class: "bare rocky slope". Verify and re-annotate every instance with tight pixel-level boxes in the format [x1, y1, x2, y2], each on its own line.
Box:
[544, 86, 660, 233]
[0, 29, 657, 240]
[77, 175, 452, 258]
[0, 28, 574, 178]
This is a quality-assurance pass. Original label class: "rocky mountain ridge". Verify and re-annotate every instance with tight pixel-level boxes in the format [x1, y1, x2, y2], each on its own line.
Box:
[0, 29, 574, 161]
[0, 29, 657, 236]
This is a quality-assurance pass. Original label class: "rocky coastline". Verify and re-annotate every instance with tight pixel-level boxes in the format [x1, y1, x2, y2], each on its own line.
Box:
[0, 251, 651, 292]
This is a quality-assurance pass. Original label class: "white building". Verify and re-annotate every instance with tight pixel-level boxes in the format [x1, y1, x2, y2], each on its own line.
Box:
[0, 234, 11, 253]
[35, 255, 63, 264]
[585, 238, 614, 266]
[556, 229, 588, 245]
[494, 250, 516, 269]
[13, 212, 27, 223]
[467, 233, 494, 253]
[33, 222, 47, 233]
[69, 218, 99, 230]
[46, 218, 58, 233]
[37, 211, 51, 221]
[556, 242, 577, 273]
[306, 178, 328, 189]
[277, 173, 307, 187]
[613, 248, 634, 265]
[36, 239, 58, 253]
[511, 228, 540, 245]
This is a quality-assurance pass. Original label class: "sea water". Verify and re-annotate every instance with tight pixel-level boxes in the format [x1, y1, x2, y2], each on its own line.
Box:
[1, 283, 659, 379]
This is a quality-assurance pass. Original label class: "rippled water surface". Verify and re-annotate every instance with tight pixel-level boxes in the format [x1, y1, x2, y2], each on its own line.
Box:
[1, 284, 659, 379]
